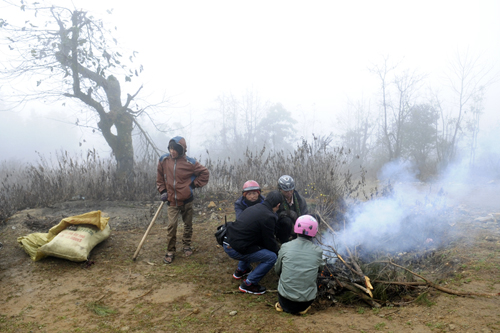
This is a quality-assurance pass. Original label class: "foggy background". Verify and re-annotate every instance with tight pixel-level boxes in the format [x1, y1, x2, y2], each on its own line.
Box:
[1, 0, 499, 164]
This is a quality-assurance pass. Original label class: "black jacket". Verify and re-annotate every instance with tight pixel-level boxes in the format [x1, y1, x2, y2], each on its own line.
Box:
[234, 194, 265, 219]
[226, 201, 279, 255]
[277, 190, 308, 219]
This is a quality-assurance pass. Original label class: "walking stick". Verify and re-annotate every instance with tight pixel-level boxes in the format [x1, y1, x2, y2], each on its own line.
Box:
[133, 201, 165, 261]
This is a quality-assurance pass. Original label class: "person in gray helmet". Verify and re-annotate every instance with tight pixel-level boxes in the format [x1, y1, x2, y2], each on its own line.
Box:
[275, 175, 309, 243]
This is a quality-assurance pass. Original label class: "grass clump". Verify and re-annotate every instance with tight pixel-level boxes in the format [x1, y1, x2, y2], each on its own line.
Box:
[414, 292, 435, 307]
[86, 302, 116, 316]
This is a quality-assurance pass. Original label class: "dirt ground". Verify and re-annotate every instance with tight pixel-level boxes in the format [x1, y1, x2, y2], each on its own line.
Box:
[1, 183, 500, 333]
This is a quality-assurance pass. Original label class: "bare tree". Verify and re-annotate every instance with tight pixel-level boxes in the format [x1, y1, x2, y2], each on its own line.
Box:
[336, 97, 374, 166]
[241, 88, 267, 149]
[465, 88, 485, 166]
[206, 93, 241, 158]
[442, 49, 494, 164]
[371, 56, 396, 160]
[370, 57, 424, 162]
[0, 1, 158, 181]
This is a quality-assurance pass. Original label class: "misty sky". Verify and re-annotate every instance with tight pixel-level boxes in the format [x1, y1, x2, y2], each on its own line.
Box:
[1, 0, 499, 161]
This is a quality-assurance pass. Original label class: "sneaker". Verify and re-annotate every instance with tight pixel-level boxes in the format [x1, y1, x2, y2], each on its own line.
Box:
[275, 302, 283, 312]
[233, 268, 251, 280]
[239, 281, 266, 295]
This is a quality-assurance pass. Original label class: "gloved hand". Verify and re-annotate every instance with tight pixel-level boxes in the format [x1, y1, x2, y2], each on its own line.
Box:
[160, 192, 168, 202]
[278, 211, 288, 219]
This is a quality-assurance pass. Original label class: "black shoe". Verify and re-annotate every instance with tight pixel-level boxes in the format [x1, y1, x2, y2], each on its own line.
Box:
[239, 281, 266, 295]
[233, 268, 251, 280]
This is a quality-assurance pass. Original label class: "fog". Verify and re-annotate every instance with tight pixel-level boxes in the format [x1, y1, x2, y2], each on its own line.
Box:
[1, 0, 499, 161]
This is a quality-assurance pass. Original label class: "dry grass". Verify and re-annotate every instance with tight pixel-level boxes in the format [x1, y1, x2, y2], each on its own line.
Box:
[1, 141, 367, 226]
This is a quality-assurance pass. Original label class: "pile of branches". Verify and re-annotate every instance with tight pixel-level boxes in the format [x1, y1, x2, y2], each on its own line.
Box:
[315, 220, 499, 308]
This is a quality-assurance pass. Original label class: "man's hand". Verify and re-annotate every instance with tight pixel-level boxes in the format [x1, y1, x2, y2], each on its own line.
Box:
[288, 210, 298, 222]
[160, 192, 168, 202]
[278, 211, 288, 219]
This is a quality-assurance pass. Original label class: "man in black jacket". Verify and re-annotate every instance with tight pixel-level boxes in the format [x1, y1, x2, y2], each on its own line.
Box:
[276, 175, 309, 243]
[223, 190, 282, 295]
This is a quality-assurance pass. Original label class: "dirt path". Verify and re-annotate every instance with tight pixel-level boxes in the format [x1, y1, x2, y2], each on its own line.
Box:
[1, 193, 500, 332]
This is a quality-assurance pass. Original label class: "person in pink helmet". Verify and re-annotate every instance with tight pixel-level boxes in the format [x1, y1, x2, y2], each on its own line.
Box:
[274, 215, 324, 315]
[234, 180, 265, 219]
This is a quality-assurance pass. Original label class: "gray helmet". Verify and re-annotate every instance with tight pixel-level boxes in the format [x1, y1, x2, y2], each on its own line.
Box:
[278, 175, 295, 191]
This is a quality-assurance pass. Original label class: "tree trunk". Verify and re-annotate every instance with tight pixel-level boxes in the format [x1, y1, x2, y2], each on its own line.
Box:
[98, 108, 135, 182]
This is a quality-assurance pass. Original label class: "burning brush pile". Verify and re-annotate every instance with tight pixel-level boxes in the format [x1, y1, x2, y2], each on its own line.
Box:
[312, 182, 500, 308]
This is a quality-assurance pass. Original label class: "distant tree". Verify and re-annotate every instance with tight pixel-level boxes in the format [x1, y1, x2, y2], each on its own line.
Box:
[206, 92, 296, 159]
[370, 57, 425, 162]
[464, 88, 485, 166]
[257, 103, 297, 152]
[241, 89, 267, 149]
[0, 1, 157, 181]
[207, 93, 241, 158]
[440, 50, 493, 165]
[401, 103, 439, 176]
[337, 98, 374, 165]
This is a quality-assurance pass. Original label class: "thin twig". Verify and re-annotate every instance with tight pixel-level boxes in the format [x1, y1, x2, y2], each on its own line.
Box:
[125, 288, 153, 303]
[345, 245, 364, 277]
[318, 212, 336, 234]
[210, 305, 224, 316]
[222, 289, 278, 294]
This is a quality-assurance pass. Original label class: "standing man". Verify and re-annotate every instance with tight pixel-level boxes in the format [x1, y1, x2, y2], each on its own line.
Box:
[275, 215, 324, 315]
[276, 175, 309, 243]
[223, 190, 282, 295]
[157, 136, 209, 264]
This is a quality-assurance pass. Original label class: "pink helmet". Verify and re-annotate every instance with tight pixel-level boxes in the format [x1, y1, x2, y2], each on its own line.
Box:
[242, 180, 261, 193]
[294, 215, 318, 237]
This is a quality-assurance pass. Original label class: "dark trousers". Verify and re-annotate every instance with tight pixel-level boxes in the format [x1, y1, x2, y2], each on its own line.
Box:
[278, 293, 314, 314]
[276, 216, 295, 244]
[223, 244, 277, 285]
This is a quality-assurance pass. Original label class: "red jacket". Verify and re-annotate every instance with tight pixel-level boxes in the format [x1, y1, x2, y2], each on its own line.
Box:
[156, 137, 209, 206]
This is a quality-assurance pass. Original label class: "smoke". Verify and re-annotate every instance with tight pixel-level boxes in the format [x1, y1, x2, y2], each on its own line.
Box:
[327, 149, 499, 256]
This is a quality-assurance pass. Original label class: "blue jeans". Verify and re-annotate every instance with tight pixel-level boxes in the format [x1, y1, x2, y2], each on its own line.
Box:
[223, 244, 277, 285]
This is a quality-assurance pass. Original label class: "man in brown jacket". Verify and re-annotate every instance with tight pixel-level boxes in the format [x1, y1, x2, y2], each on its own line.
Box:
[156, 136, 209, 264]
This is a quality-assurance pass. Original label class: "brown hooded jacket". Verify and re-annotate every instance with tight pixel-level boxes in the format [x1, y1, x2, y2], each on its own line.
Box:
[156, 136, 209, 206]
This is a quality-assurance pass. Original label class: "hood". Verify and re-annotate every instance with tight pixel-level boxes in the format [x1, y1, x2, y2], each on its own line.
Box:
[170, 136, 187, 155]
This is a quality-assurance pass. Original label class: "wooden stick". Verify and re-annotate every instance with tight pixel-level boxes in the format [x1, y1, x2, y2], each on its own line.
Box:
[345, 246, 364, 277]
[373, 280, 428, 286]
[133, 201, 165, 261]
[343, 283, 381, 308]
[353, 282, 373, 298]
[382, 260, 500, 297]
